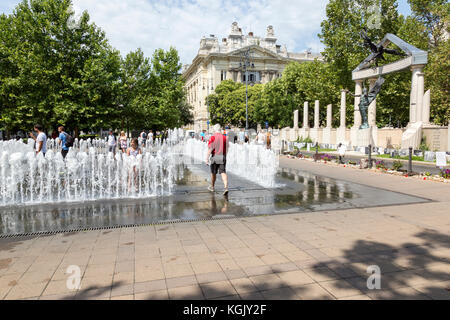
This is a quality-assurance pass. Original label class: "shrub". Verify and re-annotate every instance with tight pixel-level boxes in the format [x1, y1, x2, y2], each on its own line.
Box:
[392, 160, 403, 171]
[441, 169, 450, 179]
[376, 160, 386, 170]
[321, 154, 335, 162]
[419, 137, 429, 152]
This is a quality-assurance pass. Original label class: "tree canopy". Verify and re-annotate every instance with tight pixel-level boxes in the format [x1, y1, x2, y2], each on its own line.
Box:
[205, 0, 448, 129]
[0, 0, 192, 137]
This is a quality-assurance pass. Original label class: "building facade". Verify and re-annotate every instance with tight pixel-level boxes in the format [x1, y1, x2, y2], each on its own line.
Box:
[182, 22, 323, 132]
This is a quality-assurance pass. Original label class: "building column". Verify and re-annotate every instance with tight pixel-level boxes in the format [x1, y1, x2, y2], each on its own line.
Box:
[416, 71, 425, 122]
[368, 78, 377, 127]
[340, 90, 346, 128]
[293, 110, 299, 129]
[323, 104, 333, 145]
[303, 102, 309, 129]
[326, 104, 332, 128]
[314, 100, 320, 129]
[422, 90, 431, 124]
[410, 65, 424, 125]
[353, 80, 363, 128]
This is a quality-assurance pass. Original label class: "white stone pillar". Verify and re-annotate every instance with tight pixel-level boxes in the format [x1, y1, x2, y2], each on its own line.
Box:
[410, 65, 424, 124]
[326, 104, 332, 128]
[293, 110, 299, 129]
[340, 90, 346, 128]
[353, 80, 363, 128]
[314, 100, 320, 129]
[337, 90, 347, 145]
[422, 90, 431, 124]
[323, 104, 332, 145]
[303, 102, 309, 129]
[368, 78, 377, 127]
[448, 124, 450, 152]
[416, 71, 425, 122]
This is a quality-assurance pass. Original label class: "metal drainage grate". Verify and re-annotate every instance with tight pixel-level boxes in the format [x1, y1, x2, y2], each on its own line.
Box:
[0, 214, 267, 239]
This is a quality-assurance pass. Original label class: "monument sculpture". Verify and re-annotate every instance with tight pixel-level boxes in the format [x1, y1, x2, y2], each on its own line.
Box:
[358, 77, 385, 129]
[360, 29, 406, 67]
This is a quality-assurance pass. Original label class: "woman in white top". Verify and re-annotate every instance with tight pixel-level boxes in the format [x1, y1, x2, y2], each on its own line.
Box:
[127, 138, 142, 191]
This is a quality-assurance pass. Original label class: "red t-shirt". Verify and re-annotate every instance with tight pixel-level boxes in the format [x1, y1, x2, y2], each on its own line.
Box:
[208, 133, 228, 156]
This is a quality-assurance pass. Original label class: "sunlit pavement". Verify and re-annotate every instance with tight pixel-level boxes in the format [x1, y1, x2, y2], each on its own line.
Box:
[0, 157, 449, 300]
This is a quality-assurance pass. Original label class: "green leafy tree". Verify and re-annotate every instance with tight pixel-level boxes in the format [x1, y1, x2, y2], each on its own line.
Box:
[207, 80, 244, 126]
[0, 0, 122, 136]
[407, 0, 450, 47]
[280, 61, 340, 127]
[426, 38, 450, 124]
[256, 78, 295, 128]
[119, 48, 152, 133]
[319, 0, 401, 91]
[148, 47, 188, 130]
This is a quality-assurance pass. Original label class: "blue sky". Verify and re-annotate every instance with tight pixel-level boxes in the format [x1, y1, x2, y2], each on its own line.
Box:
[0, 0, 413, 64]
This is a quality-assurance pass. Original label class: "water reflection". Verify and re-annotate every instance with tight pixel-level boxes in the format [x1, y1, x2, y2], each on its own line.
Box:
[0, 166, 377, 236]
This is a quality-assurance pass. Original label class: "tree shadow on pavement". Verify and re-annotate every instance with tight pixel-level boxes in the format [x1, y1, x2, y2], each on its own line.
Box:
[309, 229, 450, 300]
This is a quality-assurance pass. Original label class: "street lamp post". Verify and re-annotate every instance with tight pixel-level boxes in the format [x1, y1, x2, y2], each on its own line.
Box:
[239, 49, 254, 131]
[204, 77, 213, 134]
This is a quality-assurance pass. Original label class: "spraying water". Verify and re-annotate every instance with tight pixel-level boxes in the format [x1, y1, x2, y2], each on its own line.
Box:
[183, 138, 279, 188]
[0, 128, 279, 206]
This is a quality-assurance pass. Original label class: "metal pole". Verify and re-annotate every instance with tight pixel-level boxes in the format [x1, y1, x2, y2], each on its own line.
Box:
[246, 68, 248, 131]
[408, 147, 413, 175]
[368, 144, 372, 169]
[315, 143, 319, 162]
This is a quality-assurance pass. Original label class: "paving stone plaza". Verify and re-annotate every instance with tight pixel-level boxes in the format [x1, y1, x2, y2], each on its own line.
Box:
[0, 0, 449, 305]
[1, 157, 449, 300]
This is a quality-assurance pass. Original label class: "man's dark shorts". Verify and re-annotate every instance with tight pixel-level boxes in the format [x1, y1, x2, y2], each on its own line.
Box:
[62, 149, 69, 159]
[210, 156, 227, 175]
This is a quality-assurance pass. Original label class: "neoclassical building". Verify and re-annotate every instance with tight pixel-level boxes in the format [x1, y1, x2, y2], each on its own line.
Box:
[182, 22, 323, 131]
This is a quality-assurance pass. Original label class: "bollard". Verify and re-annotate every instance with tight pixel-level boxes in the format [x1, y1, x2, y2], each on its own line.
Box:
[315, 143, 319, 162]
[368, 144, 372, 169]
[408, 147, 413, 175]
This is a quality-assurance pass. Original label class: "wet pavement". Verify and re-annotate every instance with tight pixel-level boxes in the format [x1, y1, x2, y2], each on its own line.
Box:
[0, 162, 429, 236]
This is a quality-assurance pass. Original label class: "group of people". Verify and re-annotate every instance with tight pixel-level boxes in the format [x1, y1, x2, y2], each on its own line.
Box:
[26, 124, 234, 197]
[198, 128, 272, 149]
[28, 125, 156, 161]
[108, 132, 142, 158]
[29, 124, 72, 159]
[107, 129, 170, 155]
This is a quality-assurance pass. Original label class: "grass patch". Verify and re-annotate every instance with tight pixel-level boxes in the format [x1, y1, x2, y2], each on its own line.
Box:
[301, 148, 336, 152]
[377, 154, 426, 162]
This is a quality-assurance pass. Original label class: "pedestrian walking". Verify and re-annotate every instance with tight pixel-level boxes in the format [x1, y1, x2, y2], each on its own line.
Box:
[108, 131, 117, 155]
[58, 126, 73, 159]
[206, 124, 229, 196]
[29, 124, 47, 156]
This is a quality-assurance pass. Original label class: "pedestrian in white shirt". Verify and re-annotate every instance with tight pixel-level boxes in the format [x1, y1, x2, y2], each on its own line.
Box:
[29, 124, 47, 156]
[108, 131, 117, 155]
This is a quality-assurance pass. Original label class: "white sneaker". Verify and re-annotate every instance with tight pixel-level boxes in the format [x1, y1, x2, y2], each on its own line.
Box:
[208, 186, 215, 192]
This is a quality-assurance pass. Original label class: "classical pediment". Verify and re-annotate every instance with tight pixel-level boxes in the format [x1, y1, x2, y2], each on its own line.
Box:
[228, 45, 285, 60]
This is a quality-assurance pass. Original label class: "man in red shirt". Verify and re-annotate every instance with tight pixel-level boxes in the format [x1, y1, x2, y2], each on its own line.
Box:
[206, 124, 229, 195]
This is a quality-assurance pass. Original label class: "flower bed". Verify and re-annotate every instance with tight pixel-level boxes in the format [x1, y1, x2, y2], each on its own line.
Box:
[285, 156, 449, 184]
